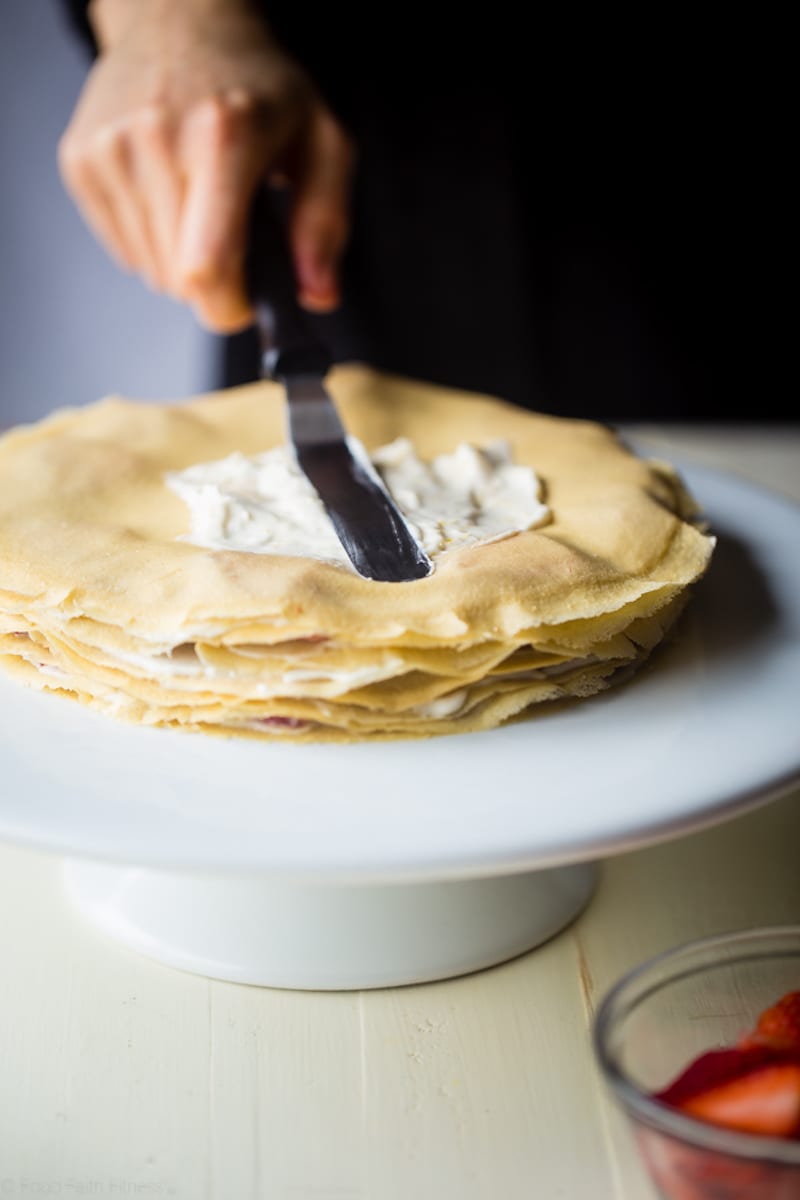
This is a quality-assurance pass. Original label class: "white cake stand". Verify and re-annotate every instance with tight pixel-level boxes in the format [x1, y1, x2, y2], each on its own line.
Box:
[2, 464, 799, 989]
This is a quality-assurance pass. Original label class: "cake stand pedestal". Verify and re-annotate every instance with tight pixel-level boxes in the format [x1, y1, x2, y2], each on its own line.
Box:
[63, 859, 598, 989]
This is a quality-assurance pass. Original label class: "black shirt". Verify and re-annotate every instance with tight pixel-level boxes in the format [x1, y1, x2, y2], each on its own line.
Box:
[61, 4, 784, 421]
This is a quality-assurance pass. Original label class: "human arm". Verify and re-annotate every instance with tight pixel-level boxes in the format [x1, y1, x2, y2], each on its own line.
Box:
[57, 0, 355, 331]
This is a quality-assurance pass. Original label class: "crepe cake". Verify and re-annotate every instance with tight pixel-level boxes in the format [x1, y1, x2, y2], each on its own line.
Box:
[0, 365, 715, 741]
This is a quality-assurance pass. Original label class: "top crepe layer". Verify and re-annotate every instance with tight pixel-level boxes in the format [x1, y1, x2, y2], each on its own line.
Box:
[0, 365, 714, 649]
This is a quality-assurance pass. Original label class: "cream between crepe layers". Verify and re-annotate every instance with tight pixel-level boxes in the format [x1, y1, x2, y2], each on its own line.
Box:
[0, 365, 715, 741]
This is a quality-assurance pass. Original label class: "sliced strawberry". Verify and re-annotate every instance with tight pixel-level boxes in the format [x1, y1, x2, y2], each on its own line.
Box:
[680, 1062, 800, 1138]
[654, 1043, 785, 1107]
[637, 1125, 791, 1200]
[747, 990, 800, 1053]
[257, 716, 308, 730]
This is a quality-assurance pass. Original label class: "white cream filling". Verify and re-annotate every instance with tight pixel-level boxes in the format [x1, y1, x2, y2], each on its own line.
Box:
[8, 632, 590, 702]
[166, 437, 549, 570]
[9, 436, 563, 713]
[412, 689, 470, 719]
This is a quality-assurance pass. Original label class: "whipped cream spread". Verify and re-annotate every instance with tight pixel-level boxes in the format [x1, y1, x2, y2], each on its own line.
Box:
[166, 437, 550, 570]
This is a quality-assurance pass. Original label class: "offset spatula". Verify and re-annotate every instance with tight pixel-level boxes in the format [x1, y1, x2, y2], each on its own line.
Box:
[247, 192, 432, 583]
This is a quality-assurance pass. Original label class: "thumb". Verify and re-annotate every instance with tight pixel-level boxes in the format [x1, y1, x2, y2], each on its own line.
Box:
[287, 109, 355, 312]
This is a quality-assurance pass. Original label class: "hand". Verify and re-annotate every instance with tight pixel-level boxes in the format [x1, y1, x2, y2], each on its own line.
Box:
[58, 0, 355, 332]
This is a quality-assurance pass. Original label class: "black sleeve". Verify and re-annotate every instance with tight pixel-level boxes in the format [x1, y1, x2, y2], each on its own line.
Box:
[57, 0, 97, 56]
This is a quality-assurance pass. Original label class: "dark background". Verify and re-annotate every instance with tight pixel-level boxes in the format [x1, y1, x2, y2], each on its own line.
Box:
[4, 3, 792, 426]
[0, 1, 211, 429]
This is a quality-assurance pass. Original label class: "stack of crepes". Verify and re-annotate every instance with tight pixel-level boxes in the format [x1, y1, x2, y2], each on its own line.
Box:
[0, 366, 715, 741]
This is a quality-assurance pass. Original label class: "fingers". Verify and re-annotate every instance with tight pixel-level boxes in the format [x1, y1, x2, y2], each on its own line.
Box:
[58, 144, 135, 275]
[289, 110, 356, 312]
[58, 124, 138, 275]
[60, 92, 279, 331]
[59, 81, 353, 332]
[131, 106, 184, 292]
[59, 109, 178, 292]
[92, 121, 164, 289]
[175, 93, 277, 332]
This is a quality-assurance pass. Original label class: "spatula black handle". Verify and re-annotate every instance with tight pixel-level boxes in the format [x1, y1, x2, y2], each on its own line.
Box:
[247, 188, 333, 379]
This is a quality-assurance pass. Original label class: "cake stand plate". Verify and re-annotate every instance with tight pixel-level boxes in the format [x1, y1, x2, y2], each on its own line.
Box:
[2, 464, 799, 989]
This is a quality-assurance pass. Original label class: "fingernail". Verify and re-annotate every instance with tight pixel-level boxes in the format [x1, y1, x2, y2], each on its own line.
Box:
[299, 290, 339, 313]
[297, 276, 339, 312]
[297, 255, 337, 298]
[191, 284, 254, 334]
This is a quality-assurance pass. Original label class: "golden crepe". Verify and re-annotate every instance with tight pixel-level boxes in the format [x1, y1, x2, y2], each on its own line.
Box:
[0, 365, 715, 741]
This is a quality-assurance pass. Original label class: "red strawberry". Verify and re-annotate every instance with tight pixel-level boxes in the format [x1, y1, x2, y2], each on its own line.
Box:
[681, 1061, 800, 1138]
[637, 1125, 791, 1200]
[747, 990, 800, 1053]
[654, 1043, 786, 1107]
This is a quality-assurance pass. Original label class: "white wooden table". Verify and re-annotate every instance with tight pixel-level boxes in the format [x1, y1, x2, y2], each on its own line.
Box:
[1, 425, 798, 1200]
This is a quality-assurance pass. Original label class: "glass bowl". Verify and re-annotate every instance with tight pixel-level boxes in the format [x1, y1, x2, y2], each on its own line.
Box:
[593, 926, 800, 1200]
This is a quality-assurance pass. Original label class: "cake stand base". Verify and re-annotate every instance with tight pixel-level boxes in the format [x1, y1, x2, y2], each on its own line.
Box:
[62, 859, 598, 990]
